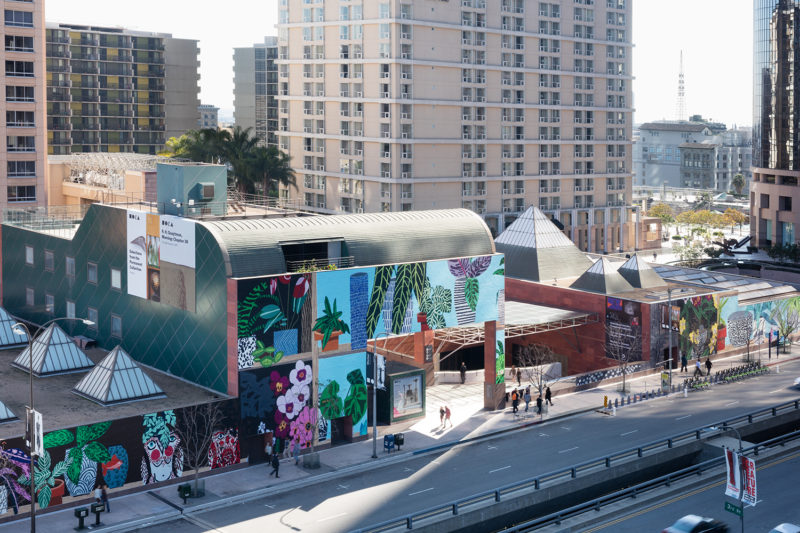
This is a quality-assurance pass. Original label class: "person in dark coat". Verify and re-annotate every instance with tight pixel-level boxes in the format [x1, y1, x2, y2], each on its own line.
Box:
[536, 395, 543, 415]
[269, 453, 280, 478]
[680, 354, 688, 373]
[545, 386, 553, 406]
[511, 389, 519, 414]
[705, 357, 712, 376]
[516, 368, 522, 387]
[460, 362, 467, 384]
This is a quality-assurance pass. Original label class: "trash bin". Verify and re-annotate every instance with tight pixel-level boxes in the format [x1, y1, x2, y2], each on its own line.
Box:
[394, 432, 405, 450]
[383, 433, 395, 453]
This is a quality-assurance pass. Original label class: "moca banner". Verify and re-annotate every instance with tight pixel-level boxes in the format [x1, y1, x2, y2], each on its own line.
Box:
[741, 455, 757, 506]
[126, 209, 197, 311]
[724, 448, 742, 499]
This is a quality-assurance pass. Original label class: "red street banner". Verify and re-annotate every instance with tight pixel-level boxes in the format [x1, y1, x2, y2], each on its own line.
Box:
[724, 448, 742, 499]
[741, 455, 757, 506]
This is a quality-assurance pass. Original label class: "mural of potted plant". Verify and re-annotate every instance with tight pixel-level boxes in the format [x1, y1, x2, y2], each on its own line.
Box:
[44, 422, 116, 497]
[678, 295, 718, 359]
[18, 449, 68, 509]
[448, 256, 492, 325]
[313, 297, 351, 352]
[343, 369, 367, 429]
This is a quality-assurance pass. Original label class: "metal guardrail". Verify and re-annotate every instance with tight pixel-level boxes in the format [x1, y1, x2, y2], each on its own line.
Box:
[353, 399, 800, 533]
[504, 428, 800, 532]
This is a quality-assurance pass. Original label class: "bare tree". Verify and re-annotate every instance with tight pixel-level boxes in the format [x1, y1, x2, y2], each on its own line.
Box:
[604, 322, 642, 393]
[517, 344, 558, 398]
[174, 402, 225, 496]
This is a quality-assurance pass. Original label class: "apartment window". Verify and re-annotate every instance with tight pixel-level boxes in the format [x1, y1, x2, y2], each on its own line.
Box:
[25, 244, 33, 265]
[6, 110, 34, 127]
[7, 160, 35, 177]
[111, 268, 122, 290]
[5, 35, 33, 52]
[7, 136, 34, 152]
[779, 196, 792, 212]
[66, 300, 75, 320]
[25, 287, 34, 306]
[44, 250, 54, 272]
[4, 60, 33, 77]
[110, 315, 122, 338]
[5, 85, 33, 102]
[45, 293, 54, 314]
[87, 307, 98, 329]
[4, 10, 33, 27]
[66, 256, 75, 278]
[8, 185, 35, 202]
[87, 262, 98, 284]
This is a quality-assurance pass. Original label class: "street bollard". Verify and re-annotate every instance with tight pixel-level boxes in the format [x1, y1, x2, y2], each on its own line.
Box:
[683, 387, 687, 398]
[627, 395, 631, 405]
[614, 398, 618, 408]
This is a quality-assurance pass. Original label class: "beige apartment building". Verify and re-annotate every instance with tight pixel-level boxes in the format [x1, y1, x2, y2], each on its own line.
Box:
[277, 0, 634, 251]
[2, 0, 48, 207]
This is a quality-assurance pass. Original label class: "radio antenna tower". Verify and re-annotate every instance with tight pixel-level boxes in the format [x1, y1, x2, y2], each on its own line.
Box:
[676, 51, 687, 121]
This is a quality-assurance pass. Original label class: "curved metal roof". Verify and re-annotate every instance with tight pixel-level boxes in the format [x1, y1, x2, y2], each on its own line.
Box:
[198, 209, 495, 278]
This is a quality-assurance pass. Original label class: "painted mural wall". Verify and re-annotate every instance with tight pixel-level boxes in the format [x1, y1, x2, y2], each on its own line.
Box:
[0, 402, 239, 516]
[317, 352, 368, 443]
[235, 255, 504, 369]
[606, 297, 644, 362]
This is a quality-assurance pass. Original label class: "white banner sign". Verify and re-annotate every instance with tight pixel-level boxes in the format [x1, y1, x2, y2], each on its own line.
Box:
[159, 215, 195, 268]
[724, 449, 742, 499]
[126, 210, 147, 299]
[742, 455, 757, 506]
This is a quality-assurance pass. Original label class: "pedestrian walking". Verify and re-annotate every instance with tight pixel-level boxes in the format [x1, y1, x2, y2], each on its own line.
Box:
[460, 362, 467, 384]
[523, 386, 531, 412]
[511, 389, 519, 414]
[269, 453, 280, 478]
[516, 367, 522, 387]
[693, 359, 703, 377]
[94, 484, 102, 506]
[510, 365, 516, 384]
[444, 405, 452, 427]
[292, 439, 300, 465]
[439, 405, 445, 428]
[705, 357, 712, 376]
[545, 386, 553, 406]
[536, 395, 543, 415]
[680, 354, 688, 373]
[101, 484, 110, 513]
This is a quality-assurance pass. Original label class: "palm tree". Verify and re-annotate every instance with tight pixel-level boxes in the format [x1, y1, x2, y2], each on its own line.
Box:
[226, 126, 260, 193]
[731, 173, 746, 195]
[247, 146, 296, 197]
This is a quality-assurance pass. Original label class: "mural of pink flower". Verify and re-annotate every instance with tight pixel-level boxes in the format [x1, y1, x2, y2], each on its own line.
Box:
[277, 388, 301, 420]
[270, 371, 290, 396]
[278, 275, 292, 285]
[290, 406, 317, 448]
[274, 411, 291, 439]
[291, 384, 310, 406]
[290, 360, 312, 388]
[269, 278, 277, 295]
[293, 276, 310, 299]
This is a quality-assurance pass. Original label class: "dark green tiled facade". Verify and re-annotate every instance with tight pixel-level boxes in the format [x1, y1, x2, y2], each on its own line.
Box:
[1, 204, 230, 393]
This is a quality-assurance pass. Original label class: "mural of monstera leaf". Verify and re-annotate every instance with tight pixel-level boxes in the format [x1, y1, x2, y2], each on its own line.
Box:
[495, 341, 506, 384]
[343, 369, 367, 425]
[319, 380, 344, 420]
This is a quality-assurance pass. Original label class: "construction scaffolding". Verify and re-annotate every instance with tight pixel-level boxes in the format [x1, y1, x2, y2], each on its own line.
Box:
[61, 153, 179, 190]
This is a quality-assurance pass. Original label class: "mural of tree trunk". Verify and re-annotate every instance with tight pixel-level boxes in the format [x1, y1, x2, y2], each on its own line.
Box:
[300, 287, 313, 354]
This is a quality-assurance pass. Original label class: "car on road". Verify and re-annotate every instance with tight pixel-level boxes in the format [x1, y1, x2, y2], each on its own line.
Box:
[663, 514, 729, 533]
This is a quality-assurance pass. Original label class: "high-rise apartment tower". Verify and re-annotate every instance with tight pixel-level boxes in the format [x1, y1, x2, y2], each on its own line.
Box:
[45, 23, 200, 155]
[233, 37, 278, 146]
[277, 0, 633, 250]
[752, 0, 800, 247]
[2, 0, 47, 207]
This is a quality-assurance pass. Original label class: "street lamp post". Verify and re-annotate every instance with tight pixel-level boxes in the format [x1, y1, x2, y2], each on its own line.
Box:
[12, 317, 95, 533]
[667, 287, 673, 390]
[370, 332, 390, 459]
[719, 426, 745, 533]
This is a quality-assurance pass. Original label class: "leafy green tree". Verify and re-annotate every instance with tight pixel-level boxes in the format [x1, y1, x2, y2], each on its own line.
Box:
[731, 173, 746, 195]
[646, 203, 675, 224]
[246, 145, 297, 196]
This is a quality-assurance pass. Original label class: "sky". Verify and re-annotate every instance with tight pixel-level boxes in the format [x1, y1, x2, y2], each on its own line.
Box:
[46, 0, 754, 127]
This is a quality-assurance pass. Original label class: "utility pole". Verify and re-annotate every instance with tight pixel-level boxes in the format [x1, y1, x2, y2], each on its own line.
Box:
[667, 287, 673, 389]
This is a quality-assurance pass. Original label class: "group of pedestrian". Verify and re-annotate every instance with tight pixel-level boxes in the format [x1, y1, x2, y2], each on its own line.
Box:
[439, 405, 452, 428]
[510, 385, 553, 415]
[94, 483, 110, 512]
[680, 354, 713, 377]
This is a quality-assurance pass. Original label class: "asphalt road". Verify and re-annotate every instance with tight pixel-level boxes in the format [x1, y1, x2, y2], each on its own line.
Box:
[133, 364, 800, 533]
[585, 449, 800, 532]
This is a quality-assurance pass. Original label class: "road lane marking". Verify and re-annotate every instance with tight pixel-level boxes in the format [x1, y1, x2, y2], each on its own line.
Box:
[431, 460, 441, 465]
[264, 504, 275, 509]
[559, 446, 579, 454]
[725, 401, 739, 407]
[675, 414, 691, 420]
[561, 426, 571, 431]
[489, 465, 511, 474]
[403, 467, 414, 472]
[769, 388, 785, 394]
[487, 445, 498, 450]
[620, 430, 638, 436]
[337, 484, 349, 490]
[409, 487, 434, 496]
[317, 512, 348, 522]
[539, 433, 550, 437]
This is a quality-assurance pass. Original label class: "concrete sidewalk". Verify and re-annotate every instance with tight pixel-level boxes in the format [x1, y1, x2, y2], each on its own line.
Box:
[3, 352, 798, 533]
